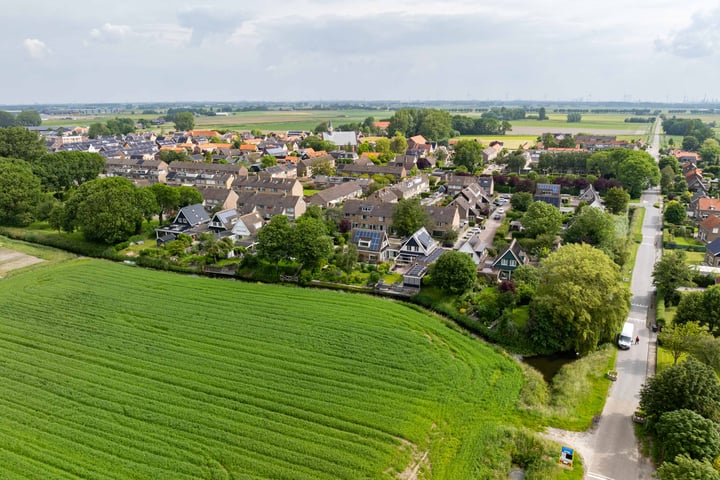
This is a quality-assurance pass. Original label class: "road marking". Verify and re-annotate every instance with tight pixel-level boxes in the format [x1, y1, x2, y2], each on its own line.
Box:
[587, 472, 615, 480]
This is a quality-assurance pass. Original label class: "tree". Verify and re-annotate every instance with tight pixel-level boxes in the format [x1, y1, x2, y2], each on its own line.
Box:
[88, 122, 111, 138]
[300, 135, 335, 152]
[661, 165, 676, 194]
[566, 112, 582, 123]
[310, 156, 335, 176]
[135, 187, 159, 224]
[0, 111, 16, 127]
[655, 409, 720, 463]
[177, 186, 203, 208]
[682, 135, 700, 152]
[658, 321, 705, 365]
[261, 155, 278, 168]
[158, 150, 190, 163]
[392, 198, 432, 237]
[150, 183, 180, 223]
[389, 132, 408, 154]
[0, 158, 43, 226]
[256, 215, 293, 270]
[616, 150, 661, 197]
[388, 109, 415, 136]
[664, 200, 686, 225]
[63, 177, 145, 244]
[656, 454, 720, 480]
[15, 110, 41, 126]
[416, 109, 453, 140]
[604, 187, 630, 214]
[31, 151, 105, 192]
[653, 251, 693, 302]
[453, 139, 484, 172]
[538, 107, 547, 120]
[375, 137, 391, 154]
[510, 192, 533, 212]
[506, 152, 526, 173]
[292, 216, 333, 270]
[430, 251, 477, 294]
[105, 118, 136, 135]
[689, 334, 720, 374]
[699, 138, 720, 165]
[522, 201, 563, 238]
[528, 243, 631, 354]
[173, 112, 195, 131]
[332, 244, 358, 274]
[0, 126, 46, 161]
[563, 206, 615, 251]
[640, 357, 720, 427]
[702, 285, 720, 334]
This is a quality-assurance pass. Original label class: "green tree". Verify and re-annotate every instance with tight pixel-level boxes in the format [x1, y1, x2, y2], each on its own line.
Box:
[0, 158, 43, 226]
[0, 111, 16, 127]
[640, 357, 720, 427]
[310, 156, 335, 176]
[655, 409, 720, 463]
[374, 137, 391, 154]
[563, 206, 615, 250]
[664, 200, 686, 225]
[256, 215, 293, 270]
[653, 251, 693, 303]
[522, 201, 563, 238]
[417, 109, 453, 140]
[158, 150, 190, 163]
[106, 118, 136, 135]
[261, 155, 278, 168]
[674, 292, 705, 325]
[566, 112, 582, 123]
[702, 285, 720, 334]
[430, 251, 477, 294]
[392, 198, 432, 237]
[453, 139, 484, 172]
[173, 112, 195, 131]
[0, 126, 46, 161]
[177, 186, 203, 208]
[528, 243, 631, 354]
[31, 151, 105, 192]
[558, 135, 576, 148]
[88, 122, 111, 138]
[63, 177, 145, 244]
[15, 110, 41, 126]
[538, 107, 547, 120]
[683, 135, 700, 152]
[510, 192, 533, 212]
[689, 334, 720, 374]
[699, 138, 720, 165]
[506, 152, 526, 173]
[150, 183, 180, 223]
[300, 135, 335, 152]
[388, 109, 415, 136]
[292, 216, 333, 270]
[656, 455, 720, 480]
[616, 150, 661, 197]
[389, 132, 408, 154]
[658, 321, 705, 365]
[332, 244, 358, 274]
[135, 187, 159, 224]
[661, 165, 676, 194]
[604, 187, 630, 214]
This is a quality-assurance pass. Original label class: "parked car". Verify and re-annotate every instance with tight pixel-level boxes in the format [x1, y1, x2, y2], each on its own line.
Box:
[497, 208, 505, 214]
[493, 213, 502, 220]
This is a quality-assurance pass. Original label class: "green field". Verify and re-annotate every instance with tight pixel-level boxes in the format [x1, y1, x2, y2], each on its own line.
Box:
[0, 257, 538, 479]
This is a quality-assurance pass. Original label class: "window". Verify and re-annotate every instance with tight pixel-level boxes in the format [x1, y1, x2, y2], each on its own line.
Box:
[358, 239, 371, 248]
[501, 259, 508, 266]
[509, 259, 516, 267]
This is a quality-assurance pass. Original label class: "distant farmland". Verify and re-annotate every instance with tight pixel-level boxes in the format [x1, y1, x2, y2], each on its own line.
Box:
[0, 259, 527, 479]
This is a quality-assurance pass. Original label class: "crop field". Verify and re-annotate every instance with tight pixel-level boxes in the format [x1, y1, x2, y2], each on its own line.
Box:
[0, 258, 528, 479]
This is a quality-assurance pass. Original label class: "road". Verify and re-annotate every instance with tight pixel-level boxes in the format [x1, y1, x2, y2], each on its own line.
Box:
[545, 119, 664, 480]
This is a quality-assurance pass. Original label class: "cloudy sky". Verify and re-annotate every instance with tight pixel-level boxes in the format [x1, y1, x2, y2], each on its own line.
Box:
[3, 0, 720, 104]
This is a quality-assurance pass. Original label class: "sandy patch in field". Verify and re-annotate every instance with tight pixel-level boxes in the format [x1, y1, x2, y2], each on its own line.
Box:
[509, 126, 646, 136]
[0, 248, 44, 276]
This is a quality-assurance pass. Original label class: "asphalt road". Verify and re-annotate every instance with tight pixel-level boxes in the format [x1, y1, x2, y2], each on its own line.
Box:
[546, 119, 664, 480]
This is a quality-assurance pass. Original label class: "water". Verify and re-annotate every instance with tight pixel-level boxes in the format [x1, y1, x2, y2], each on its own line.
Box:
[522, 352, 578, 383]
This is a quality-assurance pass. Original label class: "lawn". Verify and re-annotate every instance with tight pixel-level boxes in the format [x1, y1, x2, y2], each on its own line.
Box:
[0, 257, 576, 479]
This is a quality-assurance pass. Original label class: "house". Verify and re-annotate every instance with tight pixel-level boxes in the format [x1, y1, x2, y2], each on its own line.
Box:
[105, 158, 168, 185]
[260, 163, 297, 179]
[448, 183, 492, 223]
[322, 131, 358, 150]
[342, 199, 395, 232]
[685, 168, 708, 195]
[577, 184, 604, 210]
[396, 227, 438, 265]
[307, 181, 364, 208]
[534, 183, 562, 208]
[296, 154, 336, 177]
[478, 176, 494, 195]
[706, 238, 720, 267]
[335, 162, 406, 179]
[455, 234, 488, 265]
[425, 205, 460, 238]
[446, 174, 479, 195]
[407, 135, 428, 151]
[350, 229, 390, 263]
[196, 186, 239, 212]
[209, 209, 263, 241]
[699, 215, 720, 244]
[391, 175, 430, 200]
[236, 191, 306, 221]
[694, 197, 720, 220]
[673, 150, 701, 164]
[482, 146, 499, 163]
[155, 203, 211, 244]
[232, 177, 303, 196]
[492, 238, 529, 279]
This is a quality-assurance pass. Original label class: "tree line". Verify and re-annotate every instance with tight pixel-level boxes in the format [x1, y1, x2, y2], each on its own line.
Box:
[0, 110, 41, 127]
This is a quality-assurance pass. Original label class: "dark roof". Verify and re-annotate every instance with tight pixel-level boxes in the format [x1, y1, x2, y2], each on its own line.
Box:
[536, 183, 561, 195]
[177, 203, 210, 226]
[708, 238, 720, 256]
[351, 229, 387, 252]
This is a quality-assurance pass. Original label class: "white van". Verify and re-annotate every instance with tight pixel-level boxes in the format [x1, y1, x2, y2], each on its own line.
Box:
[618, 322, 634, 350]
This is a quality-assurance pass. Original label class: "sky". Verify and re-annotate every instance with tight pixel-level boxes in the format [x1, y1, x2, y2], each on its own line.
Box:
[3, 0, 720, 105]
